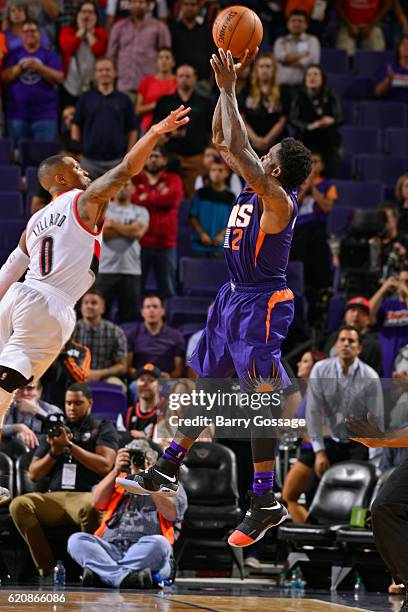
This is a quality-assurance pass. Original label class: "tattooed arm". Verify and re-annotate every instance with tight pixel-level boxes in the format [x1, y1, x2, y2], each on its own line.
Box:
[76, 105, 191, 231]
[212, 97, 242, 176]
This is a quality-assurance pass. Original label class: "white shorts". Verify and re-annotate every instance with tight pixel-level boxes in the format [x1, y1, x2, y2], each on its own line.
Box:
[0, 282, 76, 382]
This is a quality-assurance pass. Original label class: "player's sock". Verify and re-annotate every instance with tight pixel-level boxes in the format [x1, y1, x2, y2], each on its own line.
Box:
[252, 471, 274, 497]
[157, 441, 188, 476]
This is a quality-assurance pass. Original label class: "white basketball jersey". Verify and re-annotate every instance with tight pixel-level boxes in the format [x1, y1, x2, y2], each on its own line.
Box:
[24, 189, 102, 306]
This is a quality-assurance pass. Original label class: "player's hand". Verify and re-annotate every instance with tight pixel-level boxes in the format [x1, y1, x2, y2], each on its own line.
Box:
[314, 450, 330, 479]
[211, 48, 237, 93]
[114, 448, 130, 473]
[152, 105, 191, 135]
[235, 47, 258, 77]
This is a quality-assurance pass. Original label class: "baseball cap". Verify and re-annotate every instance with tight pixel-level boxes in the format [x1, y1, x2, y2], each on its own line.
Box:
[134, 363, 161, 379]
[344, 297, 370, 314]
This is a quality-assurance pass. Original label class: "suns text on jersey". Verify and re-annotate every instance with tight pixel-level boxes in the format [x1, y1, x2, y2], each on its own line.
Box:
[31, 213, 67, 238]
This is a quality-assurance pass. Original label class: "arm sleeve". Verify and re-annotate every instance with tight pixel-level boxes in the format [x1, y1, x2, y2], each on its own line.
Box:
[95, 421, 119, 451]
[189, 192, 200, 217]
[59, 27, 81, 55]
[0, 246, 29, 300]
[273, 37, 286, 64]
[107, 21, 120, 64]
[299, 36, 321, 67]
[158, 21, 171, 49]
[91, 28, 108, 57]
[115, 327, 128, 359]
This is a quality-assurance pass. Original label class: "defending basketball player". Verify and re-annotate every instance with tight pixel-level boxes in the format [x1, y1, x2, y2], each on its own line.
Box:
[0, 105, 191, 504]
[117, 48, 312, 548]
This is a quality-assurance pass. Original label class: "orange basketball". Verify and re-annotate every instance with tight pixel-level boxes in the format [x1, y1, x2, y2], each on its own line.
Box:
[212, 5, 263, 58]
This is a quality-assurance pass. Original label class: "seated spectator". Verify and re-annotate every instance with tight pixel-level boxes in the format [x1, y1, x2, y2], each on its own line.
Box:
[290, 64, 342, 177]
[370, 268, 408, 378]
[194, 145, 242, 198]
[284, 0, 330, 39]
[73, 289, 128, 390]
[335, 0, 391, 56]
[9, 383, 118, 578]
[4, 0, 50, 51]
[281, 350, 327, 523]
[2, 19, 63, 144]
[132, 146, 184, 299]
[127, 295, 185, 379]
[153, 64, 212, 198]
[273, 10, 320, 90]
[170, 0, 213, 87]
[370, 203, 408, 277]
[290, 151, 336, 318]
[117, 364, 165, 443]
[190, 157, 235, 258]
[389, 346, 408, 427]
[71, 57, 138, 179]
[324, 297, 383, 374]
[1, 380, 62, 457]
[95, 180, 149, 323]
[41, 337, 91, 409]
[59, 0, 108, 108]
[396, 172, 408, 235]
[240, 52, 289, 156]
[68, 439, 187, 588]
[107, 0, 171, 99]
[376, 37, 408, 103]
[136, 47, 176, 135]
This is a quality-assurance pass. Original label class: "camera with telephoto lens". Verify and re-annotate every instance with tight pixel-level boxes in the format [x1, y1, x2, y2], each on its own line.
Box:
[41, 413, 70, 438]
[127, 448, 146, 469]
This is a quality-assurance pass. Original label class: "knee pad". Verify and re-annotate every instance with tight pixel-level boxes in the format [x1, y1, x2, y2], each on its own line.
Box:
[0, 366, 32, 393]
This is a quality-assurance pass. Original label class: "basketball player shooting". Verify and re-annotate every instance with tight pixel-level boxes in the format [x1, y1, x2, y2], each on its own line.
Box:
[0, 105, 190, 504]
[117, 48, 312, 549]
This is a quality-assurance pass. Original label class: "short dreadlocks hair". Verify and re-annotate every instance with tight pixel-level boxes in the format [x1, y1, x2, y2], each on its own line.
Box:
[277, 138, 312, 189]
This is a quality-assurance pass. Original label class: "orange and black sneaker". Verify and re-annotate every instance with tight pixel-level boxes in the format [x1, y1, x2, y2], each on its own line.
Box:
[228, 491, 288, 548]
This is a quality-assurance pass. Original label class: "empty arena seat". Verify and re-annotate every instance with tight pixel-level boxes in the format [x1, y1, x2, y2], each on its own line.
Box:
[340, 127, 381, 155]
[18, 139, 59, 169]
[356, 155, 408, 185]
[178, 198, 191, 228]
[0, 220, 26, 250]
[91, 382, 127, 421]
[177, 226, 192, 259]
[166, 296, 212, 327]
[0, 139, 13, 165]
[321, 48, 348, 74]
[340, 101, 359, 125]
[333, 180, 385, 208]
[0, 192, 24, 219]
[327, 74, 372, 100]
[25, 166, 39, 193]
[353, 49, 394, 79]
[384, 128, 408, 155]
[326, 293, 346, 333]
[327, 207, 353, 237]
[180, 256, 229, 296]
[0, 166, 21, 191]
[359, 101, 407, 128]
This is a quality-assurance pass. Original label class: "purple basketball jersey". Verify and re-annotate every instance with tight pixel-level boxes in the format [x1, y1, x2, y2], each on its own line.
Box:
[223, 185, 298, 288]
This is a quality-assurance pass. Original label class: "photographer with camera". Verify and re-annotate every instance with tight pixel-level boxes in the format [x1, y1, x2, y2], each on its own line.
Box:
[68, 439, 187, 589]
[9, 382, 118, 578]
[370, 266, 408, 378]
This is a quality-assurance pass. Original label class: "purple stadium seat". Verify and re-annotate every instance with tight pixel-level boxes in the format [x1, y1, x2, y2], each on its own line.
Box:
[359, 101, 407, 128]
[0, 166, 21, 191]
[166, 296, 212, 327]
[178, 198, 191, 228]
[0, 249, 9, 265]
[353, 50, 394, 79]
[321, 48, 348, 74]
[144, 269, 158, 292]
[180, 256, 228, 296]
[333, 180, 385, 208]
[327, 74, 372, 100]
[91, 382, 127, 422]
[0, 219, 26, 250]
[340, 127, 381, 155]
[384, 128, 408, 156]
[341, 101, 359, 125]
[0, 139, 13, 165]
[178, 322, 204, 344]
[25, 166, 39, 193]
[356, 155, 408, 186]
[336, 154, 354, 180]
[326, 294, 346, 333]
[0, 192, 24, 218]
[18, 139, 59, 169]
[120, 321, 138, 338]
[177, 226, 192, 259]
[286, 261, 304, 295]
[327, 207, 353, 237]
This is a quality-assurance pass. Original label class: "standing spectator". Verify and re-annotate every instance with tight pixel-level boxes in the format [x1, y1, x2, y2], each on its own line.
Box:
[395, 172, 408, 235]
[395, 0, 408, 37]
[190, 158, 235, 258]
[127, 295, 185, 379]
[240, 52, 289, 156]
[370, 268, 408, 378]
[194, 144, 242, 198]
[273, 10, 321, 90]
[169, 0, 213, 84]
[4, 0, 50, 51]
[9, 383, 118, 578]
[132, 146, 184, 298]
[95, 180, 149, 322]
[2, 19, 63, 144]
[335, 0, 392, 56]
[71, 57, 138, 179]
[290, 65, 342, 177]
[59, 0, 108, 108]
[371, 203, 408, 275]
[290, 151, 336, 317]
[323, 297, 383, 375]
[73, 289, 128, 389]
[107, 0, 171, 98]
[375, 36, 408, 104]
[153, 64, 212, 197]
[136, 47, 176, 135]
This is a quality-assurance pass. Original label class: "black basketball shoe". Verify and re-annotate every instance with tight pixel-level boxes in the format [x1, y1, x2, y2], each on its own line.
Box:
[228, 491, 288, 547]
[116, 465, 179, 497]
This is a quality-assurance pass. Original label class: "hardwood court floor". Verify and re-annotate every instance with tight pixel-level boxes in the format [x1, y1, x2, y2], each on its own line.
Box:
[0, 590, 375, 612]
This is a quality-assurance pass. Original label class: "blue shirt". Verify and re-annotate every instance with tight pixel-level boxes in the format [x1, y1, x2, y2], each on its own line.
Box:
[190, 186, 235, 253]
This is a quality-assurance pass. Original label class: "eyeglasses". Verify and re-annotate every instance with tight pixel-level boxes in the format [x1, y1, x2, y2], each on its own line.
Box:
[79, 8, 96, 14]
[22, 28, 39, 34]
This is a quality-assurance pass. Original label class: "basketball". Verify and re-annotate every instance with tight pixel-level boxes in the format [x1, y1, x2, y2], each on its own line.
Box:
[212, 5, 263, 58]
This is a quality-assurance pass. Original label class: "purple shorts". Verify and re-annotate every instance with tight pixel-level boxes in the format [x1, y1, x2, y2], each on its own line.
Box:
[188, 281, 294, 388]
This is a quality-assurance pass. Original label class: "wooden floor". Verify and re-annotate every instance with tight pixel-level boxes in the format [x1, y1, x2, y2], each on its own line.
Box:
[0, 591, 374, 612]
